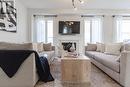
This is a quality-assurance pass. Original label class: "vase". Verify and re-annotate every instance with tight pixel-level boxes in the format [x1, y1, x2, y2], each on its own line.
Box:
[69, 43, 75, 52]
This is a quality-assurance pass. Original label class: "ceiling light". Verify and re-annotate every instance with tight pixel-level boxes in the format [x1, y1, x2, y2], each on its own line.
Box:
[79, 0, 84, 4]
[72, 0, 84, 10]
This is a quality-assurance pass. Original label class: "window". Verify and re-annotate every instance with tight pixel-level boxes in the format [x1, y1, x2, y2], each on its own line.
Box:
[47, 20, 53, 43]
[115, 17, 130, 42]
[84, 17, 102, 44]
[34, 16, 53, 44]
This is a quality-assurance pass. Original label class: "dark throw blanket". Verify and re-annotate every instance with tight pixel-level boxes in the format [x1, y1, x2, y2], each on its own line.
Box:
[0, 50, 54, 82]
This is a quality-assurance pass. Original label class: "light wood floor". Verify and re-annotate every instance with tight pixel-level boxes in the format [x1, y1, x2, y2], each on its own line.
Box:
[35, 59, 122, 87]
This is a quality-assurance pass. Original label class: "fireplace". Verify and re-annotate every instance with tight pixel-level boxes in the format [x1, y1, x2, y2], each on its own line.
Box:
[60, 40, 79, 52]
[62, 42, 76, 52]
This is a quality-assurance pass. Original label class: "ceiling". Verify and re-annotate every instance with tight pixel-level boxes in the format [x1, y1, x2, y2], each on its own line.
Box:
[20, 0, 130, 9]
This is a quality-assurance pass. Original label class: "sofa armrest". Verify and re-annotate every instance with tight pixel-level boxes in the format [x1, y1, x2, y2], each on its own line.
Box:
[120, 51, 130, 86]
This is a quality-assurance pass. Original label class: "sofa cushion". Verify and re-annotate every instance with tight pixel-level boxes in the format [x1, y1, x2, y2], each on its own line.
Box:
[122, 40, 130, 51]
[43, 43, 52, 51]
[37, 43, 44, 52]
[104, 43, 122, 56]
[93, 52, 120, 73]
[86, 51, 120, 72]
[124, 44, 130, 51]
[96, 42, 105, 52]
[85, 51, 98, 58]
[86, 43, 97, 51]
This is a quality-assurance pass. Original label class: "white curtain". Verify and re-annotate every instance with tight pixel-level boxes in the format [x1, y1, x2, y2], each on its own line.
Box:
[114, 16, 130, 42]
[34, 16, 45, 42]
[113, 16, 122, 42]
[84, 16, 103, 44]
[91, 17, 102, 43]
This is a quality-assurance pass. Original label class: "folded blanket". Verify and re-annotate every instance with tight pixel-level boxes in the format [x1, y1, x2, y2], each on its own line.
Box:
[0, 50, 54, 82]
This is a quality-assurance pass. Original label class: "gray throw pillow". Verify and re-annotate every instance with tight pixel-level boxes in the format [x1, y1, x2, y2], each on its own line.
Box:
[43, 43, 52, 51]
[86, 43, 97, 51]
[124, 44, 130, 51]
[37, 43, 44, 52]
[96, 42, 105, 52]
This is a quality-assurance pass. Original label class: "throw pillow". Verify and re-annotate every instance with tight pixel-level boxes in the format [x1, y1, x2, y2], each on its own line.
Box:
[37, 43, 44, 52]
[124, 44, 130, 51]
[43, 43, 52, 51]
[86, 43, 97, 51]
[96, 42, 105, 52]
[121, 40, 130, 51]
[104, 43, 122, 56]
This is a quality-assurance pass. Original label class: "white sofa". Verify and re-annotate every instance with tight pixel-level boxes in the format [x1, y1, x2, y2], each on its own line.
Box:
[0, 53, 38, 87]
[34, 43, 55, 64]
[85, 44, 130, 87]
[0, 42, 55, 87]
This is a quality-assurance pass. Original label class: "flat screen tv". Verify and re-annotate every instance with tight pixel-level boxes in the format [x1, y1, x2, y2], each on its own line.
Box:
[59, 21, 80, 35]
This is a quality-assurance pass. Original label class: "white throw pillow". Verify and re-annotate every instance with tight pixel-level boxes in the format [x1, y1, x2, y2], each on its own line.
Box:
[104, 43, 122, 56]
[96, 42, 105, 52]
[37, 43, 44, 52]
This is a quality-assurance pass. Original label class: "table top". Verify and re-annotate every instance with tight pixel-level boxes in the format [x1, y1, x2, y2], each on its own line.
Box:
[61, 55, 90, 60]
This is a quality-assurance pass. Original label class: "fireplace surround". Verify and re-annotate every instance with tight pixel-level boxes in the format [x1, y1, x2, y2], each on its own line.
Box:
[62, 42, 76, 52]
[60, 40, 79, 52]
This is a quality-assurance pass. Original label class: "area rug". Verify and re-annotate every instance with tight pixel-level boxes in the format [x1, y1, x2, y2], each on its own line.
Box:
[35, 58, 122, 87]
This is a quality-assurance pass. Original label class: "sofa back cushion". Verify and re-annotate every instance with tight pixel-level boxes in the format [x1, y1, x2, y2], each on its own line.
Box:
[37, 43, 44, 52]
[0, 42, 34, 50]
[104, 43, 122, 56]
[124, 44, 130, 51]
[120, 40, 130, 52]
[86, 43, 97, 51]
[96, 42, 105, 53]
[43, 43, 52, 51]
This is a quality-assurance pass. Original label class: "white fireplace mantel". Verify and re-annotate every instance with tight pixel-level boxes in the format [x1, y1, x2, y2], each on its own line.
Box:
[56, 34, 84, 54]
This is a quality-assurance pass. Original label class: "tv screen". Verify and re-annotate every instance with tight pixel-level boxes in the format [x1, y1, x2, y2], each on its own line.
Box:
[59, 21, 80, 35]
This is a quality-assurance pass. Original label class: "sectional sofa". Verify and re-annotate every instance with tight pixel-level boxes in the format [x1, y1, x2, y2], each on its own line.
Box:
[85, 43, 130, 87]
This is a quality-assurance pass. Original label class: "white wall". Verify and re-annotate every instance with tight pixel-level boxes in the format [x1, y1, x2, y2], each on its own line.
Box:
[0, 0, 28, 43]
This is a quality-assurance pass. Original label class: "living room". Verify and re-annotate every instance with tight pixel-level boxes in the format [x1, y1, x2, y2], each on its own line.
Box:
[0, 0, 130, 87]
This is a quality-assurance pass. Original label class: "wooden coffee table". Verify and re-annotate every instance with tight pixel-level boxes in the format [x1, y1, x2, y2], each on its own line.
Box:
[61, 55, 91, 86]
